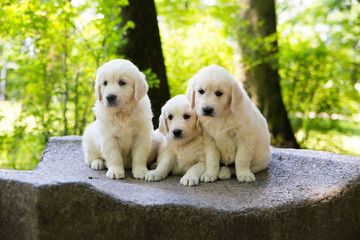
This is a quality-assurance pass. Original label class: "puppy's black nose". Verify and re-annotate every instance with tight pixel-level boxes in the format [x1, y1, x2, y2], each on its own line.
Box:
[202, 107, 214, 116]
[106, 94, 117, 103]
[173, 129, 183, 138]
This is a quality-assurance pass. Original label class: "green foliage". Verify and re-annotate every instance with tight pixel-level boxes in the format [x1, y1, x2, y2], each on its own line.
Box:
[156, 0, 238, 96]
[157, 0, 360, 154]
[291, 116, 360, 156]
[277, 0, 360, 148]
[143, 68, 161, 89]
[0, 0, 128, 169]
[278, 1, 360, 114]
[0, 120, 42, 170]
[1, 0, 360, 170]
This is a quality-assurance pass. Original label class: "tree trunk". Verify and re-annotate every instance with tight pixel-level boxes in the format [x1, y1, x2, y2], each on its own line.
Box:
[237, 0, 299, 148]
[119, 0, 170, 128]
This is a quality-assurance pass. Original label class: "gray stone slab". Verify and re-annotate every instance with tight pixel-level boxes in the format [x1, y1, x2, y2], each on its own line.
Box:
[1, 135, 360, 239]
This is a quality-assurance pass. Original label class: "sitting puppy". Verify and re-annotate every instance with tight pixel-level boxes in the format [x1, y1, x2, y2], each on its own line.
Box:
[145, 95, 206, 187]
[186, 65, 271, 183]
[82, 59, 153, 180]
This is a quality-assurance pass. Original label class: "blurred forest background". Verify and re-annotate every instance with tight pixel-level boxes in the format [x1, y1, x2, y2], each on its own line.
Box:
[0, 0, 359, 170]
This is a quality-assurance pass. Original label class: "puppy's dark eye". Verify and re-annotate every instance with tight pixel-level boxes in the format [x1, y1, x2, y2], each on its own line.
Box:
[104, 81, 108, 86]
[215, 91, 223, 97]
[198, 89, 205, 95]
[184, 114, 190, 119]
[119, 80, 126, 86]
[168, 114, 173, 120]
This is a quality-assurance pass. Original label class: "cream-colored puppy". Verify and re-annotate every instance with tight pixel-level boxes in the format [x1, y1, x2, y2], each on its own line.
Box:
[186, 65, 271, 183]
[82, 59, 153, 180]
[145, 95, 206, 187]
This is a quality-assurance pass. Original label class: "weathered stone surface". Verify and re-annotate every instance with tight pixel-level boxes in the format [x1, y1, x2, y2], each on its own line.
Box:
[0, 135, 359, 239]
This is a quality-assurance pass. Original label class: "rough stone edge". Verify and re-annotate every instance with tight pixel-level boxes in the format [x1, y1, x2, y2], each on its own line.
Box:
[37, 136, 82, 166]
[0, 180, 39, 240]
[2, 136, 359, 239]
[27, 177, 360, 239]
[48, 135, 82, 143]
[1, 177, 359, 240]
[0, 175, 359, 239]
[37, 136, 360, 210]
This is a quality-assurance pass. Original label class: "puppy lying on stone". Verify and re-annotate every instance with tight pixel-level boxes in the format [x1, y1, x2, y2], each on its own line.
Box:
[145, 95, 206, 187]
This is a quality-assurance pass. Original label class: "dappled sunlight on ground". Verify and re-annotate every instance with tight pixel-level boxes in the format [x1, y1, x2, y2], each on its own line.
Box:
[0, 101, 36, 133]
[341, 135, 360, 156]
[0, 101, 21, 133]
[295, 117, 360, 156]
[296, 130, 360, 156]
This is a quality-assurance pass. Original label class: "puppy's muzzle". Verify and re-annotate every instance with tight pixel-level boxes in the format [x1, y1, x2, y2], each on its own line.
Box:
[172, 129, 183, 138]
[202, 107, 214, 116]
[106, 94, 117, 102]
[106, 94, 117, 106]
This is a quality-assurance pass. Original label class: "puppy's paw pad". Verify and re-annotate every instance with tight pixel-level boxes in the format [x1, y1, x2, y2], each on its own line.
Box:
[218, 166, 231, 180]
[237, 171, 256, 183]
[200, 171, 217, 183]
[106, 167, 125, 180]
[91, 159, 105, 170]
[132, 167, 149, 180]
[180, 176, 199, 187]
[145, 170, 163, 182]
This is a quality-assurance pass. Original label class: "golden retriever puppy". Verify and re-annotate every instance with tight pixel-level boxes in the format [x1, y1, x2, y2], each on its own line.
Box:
[145, 95, 206, 187]
[82, 59, 153, 180]
[186, 65, 271, 183]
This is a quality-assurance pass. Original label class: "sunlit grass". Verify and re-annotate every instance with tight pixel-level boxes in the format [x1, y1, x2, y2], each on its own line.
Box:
[0, 101, 36, 133]
[0, 101, 22, 133]
[0, 101, 40, 170]
[294, 117, 360, 156]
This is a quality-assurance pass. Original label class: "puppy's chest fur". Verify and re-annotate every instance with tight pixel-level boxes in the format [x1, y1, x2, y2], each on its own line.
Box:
[203, 117, 241, 165]
[112, 116, 136, 148]
[97, 109, 144, 167]
[170, 137, 205, 175]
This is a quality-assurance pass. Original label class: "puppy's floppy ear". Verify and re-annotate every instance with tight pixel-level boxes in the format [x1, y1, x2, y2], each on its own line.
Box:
[195, 114, 202, 131]
[231, 82, 244, 112]
[186, 77, 196, 109]
[134, 71, 149, 101]
[94, 66, 103, 101]
[158, 110, 168, 135]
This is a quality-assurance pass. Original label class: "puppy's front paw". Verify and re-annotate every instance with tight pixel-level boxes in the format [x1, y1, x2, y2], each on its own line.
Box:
[218, 166, 231, 180]
[91, 159, 105, 170]
[237, 171, 256, 183]
[132, 166, 148, 179]
[200, 170, 218, 183]
[180, 175, 199, 187]
[145, 170, 164, 182]
[106, 167, 125, 180]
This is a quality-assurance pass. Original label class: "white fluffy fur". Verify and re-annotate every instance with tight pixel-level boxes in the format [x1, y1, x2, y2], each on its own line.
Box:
[186, 65, 271, 183]
[145, 95, 206, 187]
[82, 59, 153, 180]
